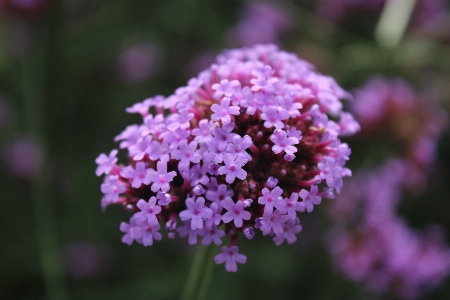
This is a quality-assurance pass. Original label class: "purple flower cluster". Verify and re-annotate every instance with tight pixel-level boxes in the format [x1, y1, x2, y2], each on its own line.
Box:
[96, 44, 358, 272]
[328, 159, 450, 299]
[352, 77, 447, 191]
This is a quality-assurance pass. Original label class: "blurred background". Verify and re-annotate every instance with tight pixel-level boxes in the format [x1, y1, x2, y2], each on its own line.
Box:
[1, 0, 450, 299]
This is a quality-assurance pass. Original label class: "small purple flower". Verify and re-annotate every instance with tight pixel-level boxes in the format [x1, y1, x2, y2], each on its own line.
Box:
[221, 199, 251, 228]
[211, 97, 240, 124]
[259, 210, 289, 236]
[147, 161, 177, 193]
[134, 197, 161, 226]
[270, 129, 299, 155]
[156, 192, 171, 206]
[298, 185, 322, 213]
[226, 135, 252, 161]
[177, 221, 201, 245]
[218, 153, 248, 184]
[206, 183, 234, 202]
[126, 99, 153, 117]
[287, 127, 303, 140]
[95, 149, 118, 176]
[147, 140, 169, 162]
[199, 225, 225, 246]
[129, 136, 152, 161]
[212, 79, 241, 99]
[318, 157, 343, 189]
[120, 162, 153, 188]
[188, 163, 210, 186]
[239, 86, 258, 115]
[214, 246, 247, 272]
[261, 105, 290, 129]
[339, 112, 360, 136]
[192, 119, 213, 143]
[272, 219, 302, 246]
[284, 192, 303, 220]
[258, 186, 287, 214]
[120, 218, 142, 245]
[141, 223, 162, 247]
[179, 197, 213, 230]
[140, 113, 164, 136]
[279, 95, 303, 118]
[172, 140, 201, 172]
[205, 202, 222, 229]
[114, 124, 141, 149]
[101, 175, 126, 203]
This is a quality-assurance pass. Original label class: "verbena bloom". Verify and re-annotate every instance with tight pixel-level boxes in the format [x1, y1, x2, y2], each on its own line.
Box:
[95, 149, 118, 176]
[328, 160, 450, 299]
[214, 246, 247, 272]
[96, 44, 358, 272]
[351, 77, 448, 191]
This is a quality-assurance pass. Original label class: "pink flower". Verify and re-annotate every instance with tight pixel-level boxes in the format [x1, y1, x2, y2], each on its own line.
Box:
[120, 162, 153, 188]
[101, 175, 126, 203]
[210, 97, 240, 124]
[134, 197, 161, 226]
[179, 197, 213, 230]
[95, 149, 118, 176]
[147, 161, 177, 193]
[214, 246, 247, 272]
[298, 185, 322, 213]
[270, 129, 300, 155]
[220, 199, 251, 228]
[258, 186, 287, 214]
[218, 153, 248, 184]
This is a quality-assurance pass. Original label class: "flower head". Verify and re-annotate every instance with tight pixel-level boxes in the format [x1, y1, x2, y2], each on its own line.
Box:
[96, 44, 357, 272]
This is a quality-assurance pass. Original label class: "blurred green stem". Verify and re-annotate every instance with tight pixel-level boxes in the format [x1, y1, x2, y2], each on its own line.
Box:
[375, 0, 417, 48]
[21, 19, 69, 300]
[197, 245, 217, 300]
[180, 245, 215, 300]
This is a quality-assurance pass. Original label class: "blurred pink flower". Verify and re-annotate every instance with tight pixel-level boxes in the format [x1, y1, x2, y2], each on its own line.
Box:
[3, 135, 43, 178]
[117, 43, 162, 84]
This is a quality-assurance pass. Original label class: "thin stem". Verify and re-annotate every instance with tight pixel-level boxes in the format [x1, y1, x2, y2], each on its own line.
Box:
[180, 245, 212, 300]
[375, 0, 418, 48]
[197, 245, 218, 300]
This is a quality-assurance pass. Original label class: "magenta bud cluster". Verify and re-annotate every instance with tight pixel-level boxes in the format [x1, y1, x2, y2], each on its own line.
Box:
[95, 44, 359, 272]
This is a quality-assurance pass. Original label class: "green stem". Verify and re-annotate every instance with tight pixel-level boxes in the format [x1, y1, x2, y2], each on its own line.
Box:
[197, 245, 218, 300]
[180, 245, 213, 300]
[375, 0, 418, 48]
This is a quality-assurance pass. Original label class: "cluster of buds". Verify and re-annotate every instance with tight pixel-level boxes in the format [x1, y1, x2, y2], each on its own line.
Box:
[96, 44, 359, 272]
